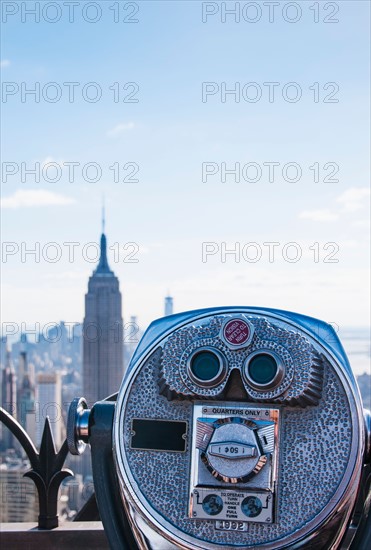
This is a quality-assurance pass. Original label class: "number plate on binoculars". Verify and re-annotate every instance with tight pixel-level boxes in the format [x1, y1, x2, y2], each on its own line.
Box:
[189, 403, 279, 524]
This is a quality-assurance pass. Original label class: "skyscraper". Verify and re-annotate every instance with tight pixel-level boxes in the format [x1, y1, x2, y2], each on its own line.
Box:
[17, 352, 36, 445]
[36, 371, 63, 449]
[164, 294, 174, 316]
[83, 223, 124, 406]
[0, 348, 17, 450]
[0, 459, 38, 523]
[0, 336, 7, 367]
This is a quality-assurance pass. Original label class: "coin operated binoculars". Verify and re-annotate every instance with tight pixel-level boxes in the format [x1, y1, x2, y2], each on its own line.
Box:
[67, 307, 371, 550]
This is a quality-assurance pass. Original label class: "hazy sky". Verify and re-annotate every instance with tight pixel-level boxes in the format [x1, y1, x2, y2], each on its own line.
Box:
[1, 0, 370, 335]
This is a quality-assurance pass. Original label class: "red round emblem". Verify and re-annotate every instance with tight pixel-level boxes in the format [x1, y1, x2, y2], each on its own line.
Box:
[223, 319, 251, 346]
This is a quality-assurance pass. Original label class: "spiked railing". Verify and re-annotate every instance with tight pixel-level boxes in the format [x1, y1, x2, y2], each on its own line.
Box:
[0, 407, 73, 529]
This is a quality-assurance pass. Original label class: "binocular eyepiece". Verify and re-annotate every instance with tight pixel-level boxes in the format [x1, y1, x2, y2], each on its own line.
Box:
[68, 307, 371, 549]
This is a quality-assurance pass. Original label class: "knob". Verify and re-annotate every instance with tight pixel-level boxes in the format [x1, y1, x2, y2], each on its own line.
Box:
[67, 397, 90, 455]
[199, 417, 267, 484]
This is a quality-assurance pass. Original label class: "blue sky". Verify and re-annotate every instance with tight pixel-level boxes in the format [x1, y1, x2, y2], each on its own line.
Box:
[1, 0, 370, 333]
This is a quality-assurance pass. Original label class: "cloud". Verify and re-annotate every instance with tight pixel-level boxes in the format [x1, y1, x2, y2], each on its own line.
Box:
[0, 59, 10, 68]
[40, 156, 64, 167]
[299, 187, 370, 223]
[353, 219, 370, 229]
[299, 208, 339, 222]
[106, 122, 135, 137]
[1, 189, 76, 209]
[43, 271, 90, 281]
[340, 239, 359, 249]
[336, 187, 370, 213]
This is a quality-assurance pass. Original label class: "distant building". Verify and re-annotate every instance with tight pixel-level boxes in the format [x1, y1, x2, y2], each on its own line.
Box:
[70, 323, 83, 373]
[83, 224, 124, 406]
[0, 336, 7, 367]
[1, 348, 17, 418]
[0, 348, 17, 450]
[11, 333, 34, 363]
[124, 315, 144, 367]
[164, 294, 174, 316]
[17, 350, 35, 388]
[62, 474, 84, 516]
[357, 373, 371, 410]
[36, 371, 63, 450]
[0, 457, 38, 523]
[17, 352, 36, 445]
[46, 322, 66, 362]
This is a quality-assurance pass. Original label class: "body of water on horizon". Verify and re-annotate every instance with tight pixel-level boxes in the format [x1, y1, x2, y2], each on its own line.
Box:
[339, 328, 370, 377]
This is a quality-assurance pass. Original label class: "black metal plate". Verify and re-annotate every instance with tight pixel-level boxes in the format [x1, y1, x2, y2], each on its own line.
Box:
[130, 419, 187, 452]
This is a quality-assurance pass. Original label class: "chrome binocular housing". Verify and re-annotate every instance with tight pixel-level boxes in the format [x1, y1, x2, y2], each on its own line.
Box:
[68, 307, 371, 549]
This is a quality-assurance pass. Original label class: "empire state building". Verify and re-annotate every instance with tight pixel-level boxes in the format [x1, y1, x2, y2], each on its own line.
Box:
[83, 225, 124, 406]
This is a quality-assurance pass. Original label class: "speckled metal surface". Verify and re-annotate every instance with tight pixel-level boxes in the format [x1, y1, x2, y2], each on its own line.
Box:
[120, 313, 355, 547]
[158, 315, 323, 406]
[125, 320, 352, 545]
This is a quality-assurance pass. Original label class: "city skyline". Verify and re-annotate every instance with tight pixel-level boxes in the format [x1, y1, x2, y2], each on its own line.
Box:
[0, 220, 369, 380]
[1, 2, 369, 538]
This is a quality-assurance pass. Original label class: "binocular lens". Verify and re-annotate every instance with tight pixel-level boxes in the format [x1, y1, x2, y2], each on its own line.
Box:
[247, 353, 278, 385]
[190, 350, 221, 381]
